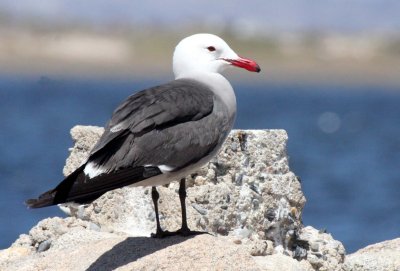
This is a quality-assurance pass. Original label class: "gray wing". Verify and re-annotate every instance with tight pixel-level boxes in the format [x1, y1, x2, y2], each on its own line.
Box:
[25, 79, 230, 207]
[88, 78, 219, 172]
[90, 79, 214, 156]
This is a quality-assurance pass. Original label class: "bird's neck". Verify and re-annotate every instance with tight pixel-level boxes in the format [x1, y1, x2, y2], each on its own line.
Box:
[176, 71, 237, 117]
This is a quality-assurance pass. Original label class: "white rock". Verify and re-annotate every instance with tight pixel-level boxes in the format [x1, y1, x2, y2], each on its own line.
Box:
[60, 126, 307, 257]
[295, 226, 346, 271]
[2, 222, 263, 271]
[344, 238, 400, 271]
[254, 254, 314, 271]
[1, 126, 354, 270]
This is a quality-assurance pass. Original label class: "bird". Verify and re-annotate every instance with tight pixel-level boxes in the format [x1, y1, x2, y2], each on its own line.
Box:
[26, 33, 260, 237]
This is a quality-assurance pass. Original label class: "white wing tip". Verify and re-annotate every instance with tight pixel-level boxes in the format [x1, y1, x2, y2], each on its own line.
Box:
[145, 164, 175, 173]
[84, 162, 106, 178]
[158, 165, 175, 173]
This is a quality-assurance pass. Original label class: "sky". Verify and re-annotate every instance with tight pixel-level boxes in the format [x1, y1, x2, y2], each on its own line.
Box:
[1, 0, 399, 34]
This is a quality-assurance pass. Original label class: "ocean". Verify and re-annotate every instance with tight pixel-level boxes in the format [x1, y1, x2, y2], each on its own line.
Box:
[1, 75, 399, 253]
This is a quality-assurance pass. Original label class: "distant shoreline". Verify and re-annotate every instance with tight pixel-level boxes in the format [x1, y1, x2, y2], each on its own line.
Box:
[2, 63, 400, 88]
[1, 27, 399, 87]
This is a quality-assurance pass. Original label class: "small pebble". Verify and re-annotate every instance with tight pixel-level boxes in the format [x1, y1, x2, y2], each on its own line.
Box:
[252, 199, 259, 209]
[293, 245, 307, 260]
[235, 173, 244, 186]
[192, 203, 208, 215]
[230, 142, 238, 151]
[310, 242, 319, 252]
[93, 206, 101, 214]
[37, 240, 51, 252]
[89, 223, 101, 231]
[265, 209, 276, 221]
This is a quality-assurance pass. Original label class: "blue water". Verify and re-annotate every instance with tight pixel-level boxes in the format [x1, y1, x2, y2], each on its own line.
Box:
[1, 75, 399, 253]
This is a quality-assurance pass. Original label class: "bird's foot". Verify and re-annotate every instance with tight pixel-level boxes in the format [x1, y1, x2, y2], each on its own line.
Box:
[151, 229, 176, 238]
[151, 226, 207, 238]
[175, 226, 207, 237]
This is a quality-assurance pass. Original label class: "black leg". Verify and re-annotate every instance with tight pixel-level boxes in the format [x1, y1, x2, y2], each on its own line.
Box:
[151, 186, 162, 237]
[151, 186, 171, 238]
[151, 181, 207, 238]
[178, 178, 190, 234]
[176, 178, 206, 236]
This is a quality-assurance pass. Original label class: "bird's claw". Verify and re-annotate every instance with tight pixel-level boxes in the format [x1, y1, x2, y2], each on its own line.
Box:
[151, 227, 207, 238]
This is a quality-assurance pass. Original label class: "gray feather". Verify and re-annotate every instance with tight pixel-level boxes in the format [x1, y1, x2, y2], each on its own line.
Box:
[88, 79, 229, 172]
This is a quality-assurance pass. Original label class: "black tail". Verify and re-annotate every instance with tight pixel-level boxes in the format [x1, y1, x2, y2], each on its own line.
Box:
[25, 165, 162, 209]
[25, 189, 58, 208]
[25, 164, 87, 208]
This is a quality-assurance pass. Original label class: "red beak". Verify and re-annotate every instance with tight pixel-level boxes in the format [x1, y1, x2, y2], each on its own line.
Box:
[223, 56, 261, 73]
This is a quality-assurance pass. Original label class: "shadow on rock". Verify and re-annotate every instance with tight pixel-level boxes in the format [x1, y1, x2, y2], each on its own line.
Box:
[86, 235, 195, 271]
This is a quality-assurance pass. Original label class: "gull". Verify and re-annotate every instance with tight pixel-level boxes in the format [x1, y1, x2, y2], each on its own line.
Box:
[26, 33, 260, 237]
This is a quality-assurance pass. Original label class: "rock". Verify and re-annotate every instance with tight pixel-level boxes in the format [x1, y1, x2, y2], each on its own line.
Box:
[294, 226, 346, 271]
[37, 240, 51, 252]
[62, 125, 104, 176]
[254, 254, 314, 271]
[1, 126, 352, 270]
[58, 126, 347, 270]
[60, 126, 307, 257]
[247, 239, 269, 256]
[343, 238, 400, 271]
[0, 247, 32, 269]
[12, 217, 99, 253]
[2, 217, 262, 271]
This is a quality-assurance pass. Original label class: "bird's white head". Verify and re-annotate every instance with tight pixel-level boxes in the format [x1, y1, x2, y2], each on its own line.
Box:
[173, 33, 260, 79]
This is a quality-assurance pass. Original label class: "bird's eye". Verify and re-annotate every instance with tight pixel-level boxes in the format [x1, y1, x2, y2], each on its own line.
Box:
[207, 46, 216, 52]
